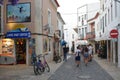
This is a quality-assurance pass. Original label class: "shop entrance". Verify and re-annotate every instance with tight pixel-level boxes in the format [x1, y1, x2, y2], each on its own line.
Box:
[15, 39, 26, 64]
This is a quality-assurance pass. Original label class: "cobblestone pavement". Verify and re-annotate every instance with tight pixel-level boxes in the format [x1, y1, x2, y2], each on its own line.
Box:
[94, 55, 120, 80]
[0, 60, 64, 80]
[48, 55, 114, 80]
[0, 55, 115, 80]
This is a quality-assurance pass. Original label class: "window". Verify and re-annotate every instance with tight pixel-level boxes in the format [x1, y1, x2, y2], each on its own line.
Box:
[81, 15, 84, 26]
[111, 4, 113, 21]
[102, 4, 104, 11]
[78, 16, 80, 21]
[0, 5, 3, 33]
[105, 13, 107, 27]
[84, 14, 87, 20]
[85, 27, 87, 34]
[79, 28, 81, 34]
[97, 22, 99, 31]
[100, 19, 102, 30]
[48, 9, 51, 33]
[102, 17, 104, 33]
[0, 6, 1, 33]
[115, 0, 117, 17]
[108, 9, 110, 24]
[72, 34, 74, 39]
[49, 38, 51, 51]
[82, 28, 84, 38]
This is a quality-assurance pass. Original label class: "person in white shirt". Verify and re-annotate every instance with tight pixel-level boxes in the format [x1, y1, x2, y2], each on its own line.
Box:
[75, 46, 81, 67]
[88, 44, 93, 61]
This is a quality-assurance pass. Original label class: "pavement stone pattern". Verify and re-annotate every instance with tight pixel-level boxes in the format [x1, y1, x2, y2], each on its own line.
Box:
[0, 59, 64, 80]
[0, 54, 118, 80]
[94, 55, 120, 80]
[48, 55, 114, 80]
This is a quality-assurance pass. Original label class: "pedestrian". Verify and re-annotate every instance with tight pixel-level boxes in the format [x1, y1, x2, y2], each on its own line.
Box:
[88, 44, 93, 62]
[63, 44, 69, 61]
[75, 46, 81, 67]
[83, 46, 89, 66]
[71, 41, 75, 54]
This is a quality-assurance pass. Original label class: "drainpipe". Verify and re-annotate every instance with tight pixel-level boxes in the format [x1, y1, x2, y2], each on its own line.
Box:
[117, 24, 120, 67]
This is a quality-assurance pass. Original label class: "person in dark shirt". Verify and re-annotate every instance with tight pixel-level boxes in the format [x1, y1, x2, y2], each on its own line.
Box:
[63, 44, 69, 61]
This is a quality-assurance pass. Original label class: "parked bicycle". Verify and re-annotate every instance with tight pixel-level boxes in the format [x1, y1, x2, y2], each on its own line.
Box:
[32, 54, 50, 75]
[53, 54, 62, 63]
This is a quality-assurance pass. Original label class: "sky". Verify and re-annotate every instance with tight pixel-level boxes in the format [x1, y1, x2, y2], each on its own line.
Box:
[57, 0, 100, 29]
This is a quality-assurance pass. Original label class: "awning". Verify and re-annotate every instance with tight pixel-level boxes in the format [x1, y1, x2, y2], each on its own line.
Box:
[60, 39, 67, 46]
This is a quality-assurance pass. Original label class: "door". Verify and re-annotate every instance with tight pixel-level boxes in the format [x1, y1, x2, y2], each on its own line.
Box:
[15, 39, 26, 64]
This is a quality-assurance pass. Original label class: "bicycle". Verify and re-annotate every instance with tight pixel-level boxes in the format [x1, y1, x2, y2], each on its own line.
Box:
[32, 55, 42, 75]
[39, 54, 50, 72]
[32, 54, 50, 75]
[53, 55, 62, 63]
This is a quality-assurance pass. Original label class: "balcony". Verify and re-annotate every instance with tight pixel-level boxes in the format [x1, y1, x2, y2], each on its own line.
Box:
[78, 35, 86, 40]
[86, 31, 95, 40]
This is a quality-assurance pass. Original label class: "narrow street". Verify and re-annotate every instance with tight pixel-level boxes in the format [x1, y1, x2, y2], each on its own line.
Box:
[1, 0, 120, 80]
[48, 55, 113, 80]
[0, 55, 114, 80]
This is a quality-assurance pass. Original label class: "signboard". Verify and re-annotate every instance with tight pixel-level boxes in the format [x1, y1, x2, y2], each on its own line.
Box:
[6, 31, 31, 38]
[110, 29, 119, 38]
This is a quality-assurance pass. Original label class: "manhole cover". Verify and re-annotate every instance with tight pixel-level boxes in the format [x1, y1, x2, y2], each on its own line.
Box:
[65, 65, 72, 69]
[77, 75, 91, 79]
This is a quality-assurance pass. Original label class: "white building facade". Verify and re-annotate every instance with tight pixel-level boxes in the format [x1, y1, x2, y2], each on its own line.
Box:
[64, 26, 78, 53]
[96, 0, 120, 67]
[57, 12, 65, 55]
[77, 3, 100, 42]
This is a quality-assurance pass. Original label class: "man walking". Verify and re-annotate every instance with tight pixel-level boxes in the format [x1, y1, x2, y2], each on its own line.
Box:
[63, 44, 69, 61]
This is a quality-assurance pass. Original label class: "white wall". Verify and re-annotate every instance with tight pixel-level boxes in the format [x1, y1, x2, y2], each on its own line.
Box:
[77, 2, 100, 40]
[34, 0, 43, 55]
[64, 26, 77, 52]
[98, 0, 120, 67]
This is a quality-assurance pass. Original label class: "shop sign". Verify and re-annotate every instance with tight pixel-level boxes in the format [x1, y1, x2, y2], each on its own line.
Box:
[6, 31, 31, 38]
[110, 29, 119, 38]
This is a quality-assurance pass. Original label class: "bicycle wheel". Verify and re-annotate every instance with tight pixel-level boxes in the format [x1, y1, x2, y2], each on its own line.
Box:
[40, 66, 45, 72]
[33, 62, 38, 75]
[45, 62, 50, 72]
[37, 66, 43, 75]
[56, 56, 62, 63]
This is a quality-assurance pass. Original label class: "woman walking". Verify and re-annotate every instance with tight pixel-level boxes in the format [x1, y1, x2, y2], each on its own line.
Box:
[83, 46, 89, 66]
[75, 46, 81, 67]
[88, 44, 93, 62]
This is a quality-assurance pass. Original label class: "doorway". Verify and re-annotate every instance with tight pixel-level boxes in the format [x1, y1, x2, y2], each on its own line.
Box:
[15, 39, 26, 64]
[115, 41, 118, 63]
[108, 40, 111, 61]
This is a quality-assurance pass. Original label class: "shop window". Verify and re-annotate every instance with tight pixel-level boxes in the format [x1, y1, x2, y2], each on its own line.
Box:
[2, 39, 14, 54]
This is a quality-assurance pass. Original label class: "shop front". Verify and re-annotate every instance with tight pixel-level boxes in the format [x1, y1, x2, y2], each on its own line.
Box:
[0, 39, 15, 64]
[0, 27, 31, 65]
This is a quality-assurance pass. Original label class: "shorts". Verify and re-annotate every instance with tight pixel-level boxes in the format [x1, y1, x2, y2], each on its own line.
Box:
[75, 56, 81, 61]
[84, 53, 89, 58]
